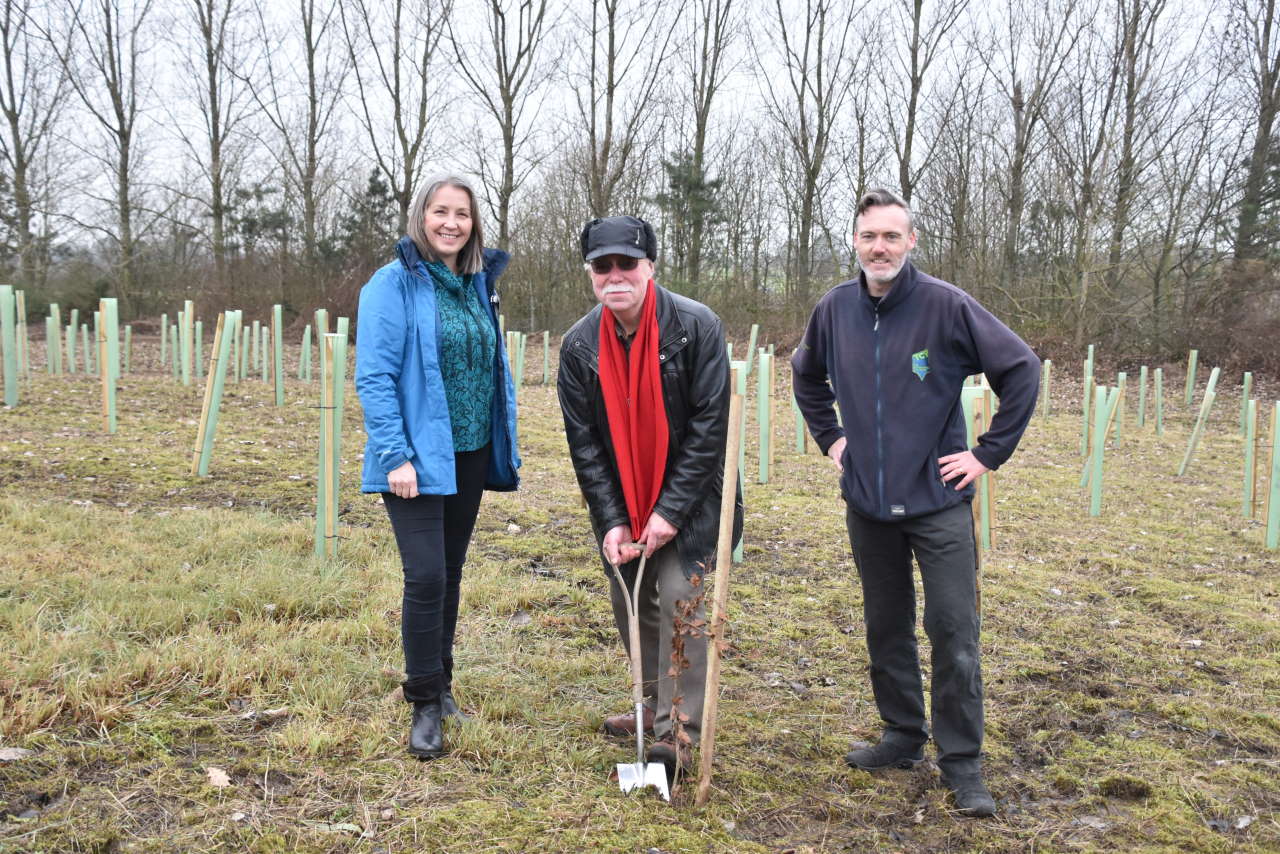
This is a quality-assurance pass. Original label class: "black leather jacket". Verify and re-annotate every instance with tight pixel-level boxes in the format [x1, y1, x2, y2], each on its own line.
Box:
[557, 284, 744, 580]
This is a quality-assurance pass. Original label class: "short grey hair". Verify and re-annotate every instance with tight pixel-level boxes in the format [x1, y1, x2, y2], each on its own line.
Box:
[855, 188, 914, 232]
[406, 176, 486, 274]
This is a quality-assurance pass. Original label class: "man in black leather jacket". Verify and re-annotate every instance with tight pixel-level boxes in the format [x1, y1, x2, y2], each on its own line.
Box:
[558, 215, 742, 777]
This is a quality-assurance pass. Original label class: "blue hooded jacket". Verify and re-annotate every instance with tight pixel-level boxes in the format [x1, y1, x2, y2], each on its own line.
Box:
[355, 236, 520, 494]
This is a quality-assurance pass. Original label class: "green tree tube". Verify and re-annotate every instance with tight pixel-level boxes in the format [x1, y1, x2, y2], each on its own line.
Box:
[731, 361, 747, 563]
[1185, 349, 1198, 407]
[67, 308, 79, 373]
[0, 285, 17, 407]
[273, 304, 284, 406]
[182, 300, 194, 386]
[1267, 403, 1280, 549]
[1154, 368, 1164, 436]
[1089, 386, 1111, 516]
[48, 303, 61, 374]
[758, 352, 772, 484]
[194, 319, 204, 379]
[1244, 399, 1258, 518]
[299, 324, 311, 381]
[1040, 359, 1052, 419]
[1178, 367, 1220, 476]
[1241, 372, 1253, 436]
[82, 322, 93, 375]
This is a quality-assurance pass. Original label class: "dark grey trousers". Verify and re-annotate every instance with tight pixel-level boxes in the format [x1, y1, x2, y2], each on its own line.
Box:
[845, 500, 983, 775]
[607, 544, 707, 740]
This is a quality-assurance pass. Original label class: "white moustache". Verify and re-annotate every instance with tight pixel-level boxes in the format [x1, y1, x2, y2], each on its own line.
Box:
[603, 285, 632, 295]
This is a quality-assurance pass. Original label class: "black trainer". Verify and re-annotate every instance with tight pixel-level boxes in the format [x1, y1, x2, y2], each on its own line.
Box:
[844, 740, 925, 771]
[943, 771, 996, 817]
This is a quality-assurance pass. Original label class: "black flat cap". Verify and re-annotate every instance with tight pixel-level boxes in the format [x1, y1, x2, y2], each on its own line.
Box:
[579, 215, 657, 261]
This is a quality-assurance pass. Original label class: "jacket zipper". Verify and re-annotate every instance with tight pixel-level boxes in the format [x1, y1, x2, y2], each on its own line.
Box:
[874, 307, 885, 517]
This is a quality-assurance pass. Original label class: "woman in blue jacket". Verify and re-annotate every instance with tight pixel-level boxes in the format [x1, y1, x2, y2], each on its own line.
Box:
[355, 175, 520, 759]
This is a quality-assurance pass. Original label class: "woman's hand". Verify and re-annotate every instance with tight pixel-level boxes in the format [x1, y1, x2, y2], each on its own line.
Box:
[387, 461, 419, 499]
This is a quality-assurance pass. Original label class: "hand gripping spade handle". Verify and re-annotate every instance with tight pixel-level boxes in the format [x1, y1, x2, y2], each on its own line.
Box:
[609, 546, 670, 802]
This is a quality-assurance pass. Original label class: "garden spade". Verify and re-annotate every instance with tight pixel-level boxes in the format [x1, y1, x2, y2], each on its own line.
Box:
[609, 547, 670, 802]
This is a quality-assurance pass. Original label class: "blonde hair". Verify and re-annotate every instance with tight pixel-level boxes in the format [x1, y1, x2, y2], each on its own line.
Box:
[407, 176, 486, 274]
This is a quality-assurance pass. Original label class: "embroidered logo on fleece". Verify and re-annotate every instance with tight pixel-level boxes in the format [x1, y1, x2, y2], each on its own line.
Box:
[911, 348, 930, 381]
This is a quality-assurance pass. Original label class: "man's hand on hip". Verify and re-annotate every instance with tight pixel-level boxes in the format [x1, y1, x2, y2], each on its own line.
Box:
[603, 524, 640, 566]
[827, 436, 847, 473]
[939, 450, 989, 490]
[638, 512, 678, 558]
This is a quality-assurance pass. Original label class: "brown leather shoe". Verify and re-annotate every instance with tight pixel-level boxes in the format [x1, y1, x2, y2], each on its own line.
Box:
[647, 735, 693, 781]
[602, 706, 655, 737]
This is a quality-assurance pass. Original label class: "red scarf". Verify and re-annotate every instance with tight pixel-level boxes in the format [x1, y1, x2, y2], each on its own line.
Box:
[598, 280, 669, 538]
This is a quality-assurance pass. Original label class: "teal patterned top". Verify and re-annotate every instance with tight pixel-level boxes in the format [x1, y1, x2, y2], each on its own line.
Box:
[426, 260, 496, 452]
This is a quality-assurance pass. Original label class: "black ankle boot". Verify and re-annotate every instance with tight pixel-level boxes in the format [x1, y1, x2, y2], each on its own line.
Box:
[403, 674, 445, 759]
[440, 689, 469, 721]
[409, 700, 444, 759]
[440, 657, 468, 721]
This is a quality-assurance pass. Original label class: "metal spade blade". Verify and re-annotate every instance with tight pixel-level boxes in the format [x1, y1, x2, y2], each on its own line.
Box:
[617, 759, 671, 801]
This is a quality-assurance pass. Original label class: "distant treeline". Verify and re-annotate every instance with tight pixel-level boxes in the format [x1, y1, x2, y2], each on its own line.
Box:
[4, 0, 1280, 370]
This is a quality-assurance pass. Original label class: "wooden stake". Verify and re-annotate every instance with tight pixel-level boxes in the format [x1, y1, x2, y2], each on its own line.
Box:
[191, 314, 227, 474]
[695, 389, 743, 807]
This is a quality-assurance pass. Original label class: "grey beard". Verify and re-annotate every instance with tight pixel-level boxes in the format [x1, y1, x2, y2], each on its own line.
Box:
[859, 255, 908, 284]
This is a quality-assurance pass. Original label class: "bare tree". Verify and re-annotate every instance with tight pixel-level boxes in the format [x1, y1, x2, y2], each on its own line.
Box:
[1045, 16, 1122, 347]
[450, 0, 554, 250]
[1231, 0, 1280, 260]
[980, 0, 1087, 296]
[1103, 0, 1184, 292]
[0, 0, 67, 292]
[245, 0, 345, 271]
[340, 0, 452, 234]
[570, 0, 679, 218]
[884, 0, 971, 203]
[170, 0, 254, 294]
[51, 0, 156, 316]
[757, 0, 857, 309]
[680, 0, 735, 291]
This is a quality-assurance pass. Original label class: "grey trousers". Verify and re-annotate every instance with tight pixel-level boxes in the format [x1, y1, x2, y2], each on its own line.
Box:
[607, 543, 707, 740]
[845, 500, 983, 775]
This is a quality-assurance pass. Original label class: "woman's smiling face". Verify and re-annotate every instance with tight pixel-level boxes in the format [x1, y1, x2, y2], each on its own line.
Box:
[423, 185, 473, 271]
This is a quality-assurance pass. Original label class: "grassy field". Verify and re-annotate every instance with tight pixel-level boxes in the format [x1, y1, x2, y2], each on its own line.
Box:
[1, 339, 1278, 853]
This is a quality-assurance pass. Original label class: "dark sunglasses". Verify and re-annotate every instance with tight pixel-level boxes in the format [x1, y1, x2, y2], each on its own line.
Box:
[589, 256, 641, 274]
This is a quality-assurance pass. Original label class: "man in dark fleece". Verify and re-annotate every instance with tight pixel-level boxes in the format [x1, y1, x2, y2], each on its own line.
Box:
[792, 188, 1039, 818]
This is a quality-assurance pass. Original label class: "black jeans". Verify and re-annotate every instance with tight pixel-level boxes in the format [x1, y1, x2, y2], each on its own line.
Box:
[845, 500, 983, 775]
[382, 444, 490, 703]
